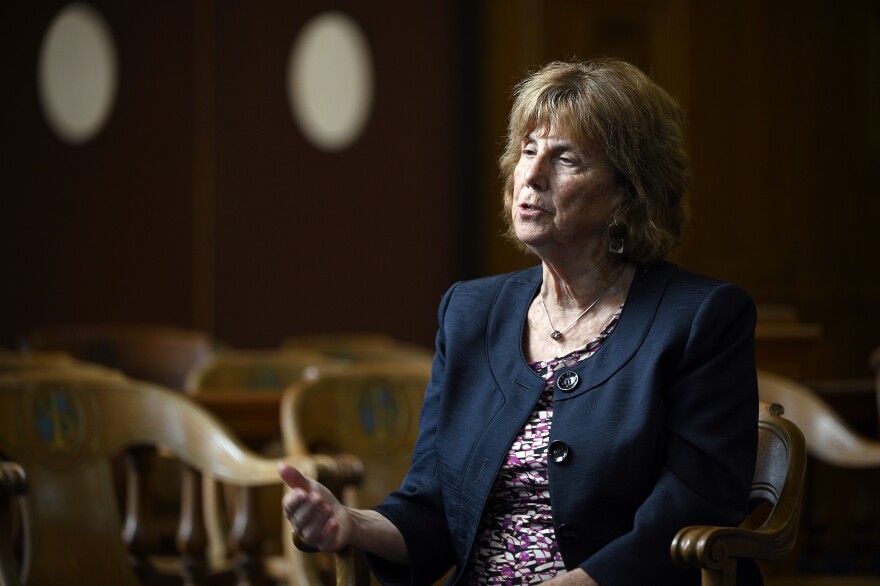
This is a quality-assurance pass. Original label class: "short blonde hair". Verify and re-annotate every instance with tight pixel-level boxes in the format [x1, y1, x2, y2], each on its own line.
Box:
[499, 58, 691, 264]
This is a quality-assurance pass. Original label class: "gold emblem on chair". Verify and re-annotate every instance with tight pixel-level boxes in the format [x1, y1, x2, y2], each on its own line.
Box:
[29, 386, 96, 461]
[357, 381, 410, 453]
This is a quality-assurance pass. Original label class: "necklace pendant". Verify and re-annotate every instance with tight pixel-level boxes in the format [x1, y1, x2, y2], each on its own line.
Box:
[550, 330, 563, 341]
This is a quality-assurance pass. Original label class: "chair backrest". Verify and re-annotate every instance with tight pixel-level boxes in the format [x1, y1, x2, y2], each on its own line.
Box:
[280, 362, 431, 586]
[0, 369, 356, 586]
[0, 461, 27, 586]
[671, 401, 807, 584]
[1, 349, 74, 369]
[757, 369, 880, 468]
[757, 370, 880, 581]
[281, 333, 433, 366]
[25, 323, 214, 390]
[184, 348, 346, 394]
[281, 362, 431, 508]
[871, 347, 880, 425]
[748, 402, 806, 548]
[0, 349, 122, 378]
[183, 347, 360, 582]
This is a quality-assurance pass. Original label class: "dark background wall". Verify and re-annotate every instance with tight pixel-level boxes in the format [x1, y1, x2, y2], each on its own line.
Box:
[2, 0, 878, 380]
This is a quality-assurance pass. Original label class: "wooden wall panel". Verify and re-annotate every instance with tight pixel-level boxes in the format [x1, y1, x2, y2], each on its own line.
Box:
[210, 1, 458, 348]
[682, 0, 880, 379]
[480, 0, 879, 379]
[2, 0, 876, 378]
[481, 0, 691, 278]
[0, 2, 197, 345]
[0, 2, 462, 352]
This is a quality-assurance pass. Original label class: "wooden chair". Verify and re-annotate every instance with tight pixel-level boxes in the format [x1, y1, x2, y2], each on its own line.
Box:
[22, 326, 215, 566]
[871, 347, 880, 426]
[25, 323, 214, 390]
[184, 348, 350, 576]
[671, 401, 807, 586]
[184, 348, 347, 396]
[756, 370, 880, 585]
[280, 333, 433, 366]
[1, 349, 75, 369]
[754, 304, 823, 380]
[1, 461, 27, 586]
[758, 370, 880, 468]
[0, 369, 361, 586]
[0, 348, 123, 378]
[184, 348, 344, 448]
[280, 362, 432, 586]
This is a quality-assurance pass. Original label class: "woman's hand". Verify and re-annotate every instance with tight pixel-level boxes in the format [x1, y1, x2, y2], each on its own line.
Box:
[279, 462, 354, 552]
[279, 462, 409, 562]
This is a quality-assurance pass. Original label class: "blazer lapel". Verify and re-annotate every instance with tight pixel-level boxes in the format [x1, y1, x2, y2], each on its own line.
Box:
[486, 266, 545, 405]
[486, 262, 677, 400]
[573, 262, 676, 394]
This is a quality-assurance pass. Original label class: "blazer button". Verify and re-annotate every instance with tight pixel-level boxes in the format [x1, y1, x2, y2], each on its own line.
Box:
[558, 523, 580, 544]
[556, 371, 579, 392]
[548, 440, 570, 463]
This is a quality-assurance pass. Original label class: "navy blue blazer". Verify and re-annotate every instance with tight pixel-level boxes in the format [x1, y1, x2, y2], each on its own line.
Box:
[369, 261, 760, 586]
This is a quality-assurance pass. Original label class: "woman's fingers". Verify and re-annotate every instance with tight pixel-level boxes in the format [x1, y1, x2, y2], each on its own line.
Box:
[279, 462, 347, 551]
[289, 491, 328, 528]
[300, 504, 339, 548]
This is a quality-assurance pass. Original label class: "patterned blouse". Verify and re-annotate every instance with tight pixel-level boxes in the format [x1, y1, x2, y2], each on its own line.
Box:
[465, 307, 622, 584]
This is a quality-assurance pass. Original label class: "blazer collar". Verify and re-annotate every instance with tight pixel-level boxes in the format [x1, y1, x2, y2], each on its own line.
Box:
[487, 262, 676, 397]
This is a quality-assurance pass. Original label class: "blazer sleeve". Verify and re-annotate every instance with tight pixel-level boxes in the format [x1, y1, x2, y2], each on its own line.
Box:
[364, 283, 460, 585]
[582, 282, 760, 586]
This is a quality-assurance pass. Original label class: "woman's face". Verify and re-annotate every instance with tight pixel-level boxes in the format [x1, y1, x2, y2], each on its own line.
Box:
[511, 124, 619, 259]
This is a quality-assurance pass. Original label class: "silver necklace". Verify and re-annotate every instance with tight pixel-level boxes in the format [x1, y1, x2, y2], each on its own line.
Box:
[539, 272, 620, 341]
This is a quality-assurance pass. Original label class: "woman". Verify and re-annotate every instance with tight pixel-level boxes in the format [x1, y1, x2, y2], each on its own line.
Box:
[280, 58, 760, 585]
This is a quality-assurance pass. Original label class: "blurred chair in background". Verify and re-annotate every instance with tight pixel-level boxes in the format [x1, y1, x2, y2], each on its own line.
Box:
[184, 348, 350, 576]
[0, 348, 122, 378]
[24, 324, 216, 561]
[0, 460, 27, 586]
[185, 348, 339, 394]
[280, 362, 431, 586]
[754, 305, 823, 380]
[757, 370, 880, 585]
[281, 332, 433, 366]
[25, 323, 214, 390]
[0, 369, 361, 586]
[871, 347, 880, 429]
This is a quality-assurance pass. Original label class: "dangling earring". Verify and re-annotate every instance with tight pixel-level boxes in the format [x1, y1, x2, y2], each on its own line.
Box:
[607, 220, 626, 254]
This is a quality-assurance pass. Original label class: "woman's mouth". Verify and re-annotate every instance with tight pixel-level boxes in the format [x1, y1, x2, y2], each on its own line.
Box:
[519, 202, 547, 216]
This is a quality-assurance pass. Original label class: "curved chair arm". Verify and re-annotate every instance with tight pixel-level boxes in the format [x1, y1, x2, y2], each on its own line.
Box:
[1, 461, 28, 586]
[758, 370, 880, 468]
[288, 453, 364, 496]
[670, 516, 801, 573]
[0, 462, 26, 495]
[671, 402, 807, 585]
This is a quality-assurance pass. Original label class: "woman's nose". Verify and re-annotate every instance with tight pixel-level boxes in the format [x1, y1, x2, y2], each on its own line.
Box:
[524, 155, 549, 191]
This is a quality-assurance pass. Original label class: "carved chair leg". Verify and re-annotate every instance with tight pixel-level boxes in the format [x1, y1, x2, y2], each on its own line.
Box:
[177, 465, 208, 586]
[335, 546, 370, 586]
[229, 485, 266, 586]
[123, 446, 161, 579]
[1, 461, 28, 586]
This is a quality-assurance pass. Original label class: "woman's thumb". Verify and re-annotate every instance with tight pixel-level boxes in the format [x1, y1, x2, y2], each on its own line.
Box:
[278, 462, 309, 490]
